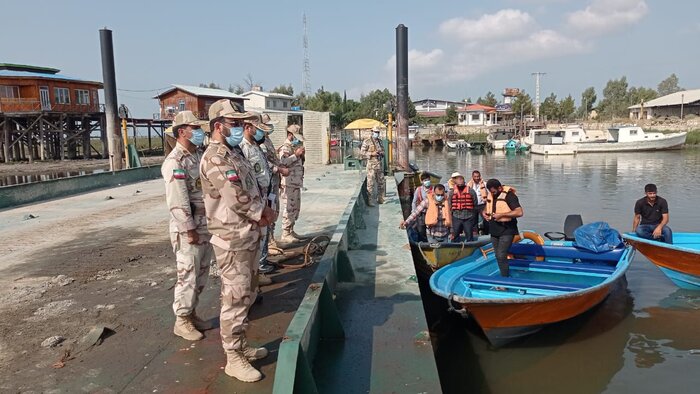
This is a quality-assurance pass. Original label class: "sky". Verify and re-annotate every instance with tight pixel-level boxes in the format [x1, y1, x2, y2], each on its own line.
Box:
[2, 0, 699, 117]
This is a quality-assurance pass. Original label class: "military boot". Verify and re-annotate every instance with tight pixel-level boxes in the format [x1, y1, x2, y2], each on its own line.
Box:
[258, 273, 273, 286]
[242, 345, 269, 361]
[280, 230, 301, 244]
[225, 351, 263, 382]
[268, 232, 278, 249]
[377, 197, 385, 204]
[173, 316, 204, 341]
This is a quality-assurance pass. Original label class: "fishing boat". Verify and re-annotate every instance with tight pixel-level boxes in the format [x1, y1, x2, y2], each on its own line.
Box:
[622, 233, 700, 290]
[411, 237, 491, 277]
[446, 139, 471, 150]
[429, 231, 634, 346]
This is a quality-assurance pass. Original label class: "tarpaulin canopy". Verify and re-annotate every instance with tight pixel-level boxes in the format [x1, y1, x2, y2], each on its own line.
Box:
[343, 118, 385, 130]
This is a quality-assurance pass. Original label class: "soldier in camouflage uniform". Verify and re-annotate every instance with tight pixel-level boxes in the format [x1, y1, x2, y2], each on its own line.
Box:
[200, 99, 276, 383]
[260, 114, 291, 249]
[279, 125, 307, 243]
[360, 126, 386, 206]
[161, 111, 213, 341]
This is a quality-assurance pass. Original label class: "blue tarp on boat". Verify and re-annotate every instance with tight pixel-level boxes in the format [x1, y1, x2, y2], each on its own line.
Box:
[574, 222, 624, 253]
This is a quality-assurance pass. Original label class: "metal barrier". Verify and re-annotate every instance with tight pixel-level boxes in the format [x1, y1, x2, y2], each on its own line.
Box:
[272, 187, 365, 394]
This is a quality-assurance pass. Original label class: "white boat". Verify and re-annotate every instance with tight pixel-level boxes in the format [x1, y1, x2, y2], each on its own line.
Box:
[409, 125, 418, 141]
[487, 129, 515, 150]
[446, 139, 471, 150]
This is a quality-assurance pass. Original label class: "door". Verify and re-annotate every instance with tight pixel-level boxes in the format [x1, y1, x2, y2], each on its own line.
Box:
[39, 86, 51, 111]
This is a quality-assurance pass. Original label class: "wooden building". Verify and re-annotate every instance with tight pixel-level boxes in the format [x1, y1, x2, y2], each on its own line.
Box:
[0, 63, 105, 162]
[154, 85, 247, 120]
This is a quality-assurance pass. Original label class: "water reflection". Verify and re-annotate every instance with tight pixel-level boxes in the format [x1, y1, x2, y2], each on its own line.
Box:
[0, 169, 106, 187]
[410, 148, 700, 393]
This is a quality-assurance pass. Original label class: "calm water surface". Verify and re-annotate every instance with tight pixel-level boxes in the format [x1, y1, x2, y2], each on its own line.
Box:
[410, 147, 700, 394]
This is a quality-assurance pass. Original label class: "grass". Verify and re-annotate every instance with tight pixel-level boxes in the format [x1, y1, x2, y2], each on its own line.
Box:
[685, 130, 700, 145]
[456, 133, 488, 143]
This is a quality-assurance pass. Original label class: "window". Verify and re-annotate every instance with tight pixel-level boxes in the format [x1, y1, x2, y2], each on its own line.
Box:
[0, 85, 20, 98]
[76, 89, 90, 105]
[266, 99, 272, 108]
[283, 101, 289, 108]
[630, 129, 638, 135]
[54, 87, 70, 104]
[471, 114, 480, 121]
[178, 99, 185, 111]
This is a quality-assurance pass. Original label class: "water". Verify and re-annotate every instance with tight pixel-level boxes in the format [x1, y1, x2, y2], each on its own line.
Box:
[0, 169, 106, 187]
[411, 147, 700, 393]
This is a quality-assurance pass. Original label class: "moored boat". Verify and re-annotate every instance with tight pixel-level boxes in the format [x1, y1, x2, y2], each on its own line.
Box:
[411, 237, 491, 277]
[622, 232, 700, 290]
[429, 233, 633, 346]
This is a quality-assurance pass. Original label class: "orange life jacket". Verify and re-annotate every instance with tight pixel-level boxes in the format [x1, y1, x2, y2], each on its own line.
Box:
[485, 186, 516, 222]
[451, 186, 474, 211]
[415, 186, 433, 205]
[425, 193, 452, 227]
[467, 179, 488, 202]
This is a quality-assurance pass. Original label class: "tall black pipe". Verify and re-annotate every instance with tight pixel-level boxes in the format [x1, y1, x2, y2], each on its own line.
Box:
[99, 28, 123, 170]
[395, 24, 409, 171]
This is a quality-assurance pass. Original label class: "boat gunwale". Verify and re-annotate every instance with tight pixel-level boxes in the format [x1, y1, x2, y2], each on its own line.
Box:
[622, 232, 700, 256]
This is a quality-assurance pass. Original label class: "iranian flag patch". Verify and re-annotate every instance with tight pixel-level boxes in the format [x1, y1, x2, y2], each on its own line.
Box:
[226, 170, 240, 182]
[172, 169, 186, 179]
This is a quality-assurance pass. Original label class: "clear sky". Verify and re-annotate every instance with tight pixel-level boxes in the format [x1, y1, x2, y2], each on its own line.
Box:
[2, 0, 698, 117]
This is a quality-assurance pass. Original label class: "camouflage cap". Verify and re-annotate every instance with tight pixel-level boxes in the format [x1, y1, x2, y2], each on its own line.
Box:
[286, 124, 304, 142]
[207, 99, 257, 121]
[261, 113, 279, 126]
[244, 113, 272, 132]
[172, 110, 207, 129]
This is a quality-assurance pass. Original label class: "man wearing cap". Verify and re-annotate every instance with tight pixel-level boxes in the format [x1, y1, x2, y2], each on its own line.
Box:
[259, 114, 290, 249]
[448, 172, 478, 242]
[161, 110, 212, 342]
[239, 114, 276, 282]
[279, 124, 306, 243]
[200, 99, 276, 382]
[360, 126, 385, 206]
[633, 183, 673, 243]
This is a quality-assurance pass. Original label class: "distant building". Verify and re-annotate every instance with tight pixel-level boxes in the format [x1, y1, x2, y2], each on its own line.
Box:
[154, 84, 247, 120]
[457, 104, 498, 126]
[629, 89, 700, 120]
[241, 85, 294, 111]
[413, 98, 464, 118]
[0, 63, 102, 113]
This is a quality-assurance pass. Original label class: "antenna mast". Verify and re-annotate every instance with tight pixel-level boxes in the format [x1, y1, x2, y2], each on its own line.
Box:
[531, 72, 546, 120]
[302, 13, 311, 97]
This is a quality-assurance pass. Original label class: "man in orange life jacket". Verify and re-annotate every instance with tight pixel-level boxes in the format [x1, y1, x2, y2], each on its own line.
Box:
[401, 184, 450, 243]
[447, 172, 478, 242]
[409, 172, 434, 242]
[467, 170, 488, 235]
[483, 179, 523, 277]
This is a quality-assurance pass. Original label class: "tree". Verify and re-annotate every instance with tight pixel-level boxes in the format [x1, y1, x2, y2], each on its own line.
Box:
[628, 86, 657, 106]
[483, 91, 498, 107]
[243, 73, 256, 91]
[271, 84, 294, 96]
[558, 95, 576, 121]
[446, 105, 458, 123]
[657, 73, 682, 96]
[512, 92, 533, 117]
[540, 93, 559, 121]
[598, 76, 629, 119]
[199, 82, 221, 89]
[579, 87, 596, 118]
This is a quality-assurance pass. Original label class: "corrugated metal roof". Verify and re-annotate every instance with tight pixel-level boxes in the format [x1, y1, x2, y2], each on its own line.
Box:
[241, 90, 294, 99]
[154, 84, 247, 100]
[0, 70, 102, 85]
[629, 89, 700, 109]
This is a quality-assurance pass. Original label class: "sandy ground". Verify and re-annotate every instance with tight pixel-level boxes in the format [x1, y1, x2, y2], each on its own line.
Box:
[0, 157, 164, 177]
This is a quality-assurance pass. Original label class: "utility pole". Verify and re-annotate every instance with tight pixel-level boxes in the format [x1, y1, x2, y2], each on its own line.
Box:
[100, 28, 123, 170]
[395, 24, 409, 172]
[531, 72, 546, 121]
[302, 13, 312, 97]
[681, 93, 685, 120]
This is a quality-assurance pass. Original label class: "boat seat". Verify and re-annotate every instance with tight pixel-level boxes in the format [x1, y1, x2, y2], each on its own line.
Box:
[509, 243, 624, 262]
[461, 274, 588, 292]
[507, 259, 616, 275]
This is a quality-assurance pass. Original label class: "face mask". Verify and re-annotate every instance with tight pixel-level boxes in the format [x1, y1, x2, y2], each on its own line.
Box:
[423, 180, 431, 188]
[254, 129, 265, 142]
[188, 128, 205, 146]
[435, 195, 444, 202]
[224, 125, 244, 147]
[292, 137, 300, 145]
[457, 184, 466, 190]
[372, 132, 380, 139]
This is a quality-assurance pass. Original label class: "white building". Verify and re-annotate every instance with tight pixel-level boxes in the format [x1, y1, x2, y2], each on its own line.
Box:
[457, 104, 498, 126]
[241, 86, 295, 111]
[629, 89, 700, 120]
[413, 98, 464, 113]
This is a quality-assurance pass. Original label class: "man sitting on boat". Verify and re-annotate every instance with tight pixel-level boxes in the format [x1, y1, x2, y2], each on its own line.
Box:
[401, 184, 451, 244]
[447, 172, 478, 242]
[633, 183, 673, 244]
[484, 179, 523, 277]
[409, 173, 434, 242]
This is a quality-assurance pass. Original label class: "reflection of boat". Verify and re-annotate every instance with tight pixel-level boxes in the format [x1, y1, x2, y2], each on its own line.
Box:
[446, 139, 471, 150]
[411, 237, 491, 276]
[622, 232, 700, 289]
[430, 233, 634, 346]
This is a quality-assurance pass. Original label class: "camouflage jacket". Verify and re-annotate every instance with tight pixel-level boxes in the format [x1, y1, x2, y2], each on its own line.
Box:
[360, 137, 384, 162]
[279, 140, 304, 188]
[240, 137, 271, 189]
[200, 140, 265, 251]
[161, 142, 209, 237]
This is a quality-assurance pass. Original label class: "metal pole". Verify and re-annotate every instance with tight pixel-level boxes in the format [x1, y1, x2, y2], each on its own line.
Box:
[395, 24, 409, 171]
[681, 94, 684, 120]
[122, 118, 130, 168]
[388, 112, 393, 167]
[100, 28, 123, 170]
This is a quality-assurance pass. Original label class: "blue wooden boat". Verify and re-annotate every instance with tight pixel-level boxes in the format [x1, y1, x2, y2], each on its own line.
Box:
[622, 232, 700, 290]
[429, 234, 634, 346]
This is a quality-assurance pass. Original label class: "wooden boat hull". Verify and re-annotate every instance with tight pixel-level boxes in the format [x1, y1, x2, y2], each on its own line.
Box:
[623, 233, 700, 290]
[412, 237, 491, 272]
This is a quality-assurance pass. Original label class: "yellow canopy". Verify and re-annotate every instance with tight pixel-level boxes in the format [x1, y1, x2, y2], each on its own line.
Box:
[344, 118, 385, 130]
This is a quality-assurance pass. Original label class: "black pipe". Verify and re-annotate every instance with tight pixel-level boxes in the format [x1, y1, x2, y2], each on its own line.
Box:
[395, 24, 409, 171]
[99, 28, 122, 169]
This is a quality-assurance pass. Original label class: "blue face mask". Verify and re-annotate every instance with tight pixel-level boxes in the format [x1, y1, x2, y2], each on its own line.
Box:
[423, 180, 431, 188]
[254, 129, 266, 142]
[292, 137, 300, 145]
[435, 194, 445, 202]
[224, 126, 244, 147]
[372, 132, 380, 139]
[189, 128, 205, 146]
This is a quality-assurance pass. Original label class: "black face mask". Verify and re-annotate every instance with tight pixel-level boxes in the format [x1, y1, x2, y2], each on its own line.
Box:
[457, 184, 466, 191]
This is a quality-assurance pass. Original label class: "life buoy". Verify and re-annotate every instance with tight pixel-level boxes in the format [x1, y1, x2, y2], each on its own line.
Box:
[509, 230, 545, 261]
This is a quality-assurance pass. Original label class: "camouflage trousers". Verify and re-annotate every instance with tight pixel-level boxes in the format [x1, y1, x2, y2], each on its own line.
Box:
[212, 245, 260, 352]
[280, 186, 301, 232]
[366, 160, 385, 202]
[171, 232, 213, 316]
